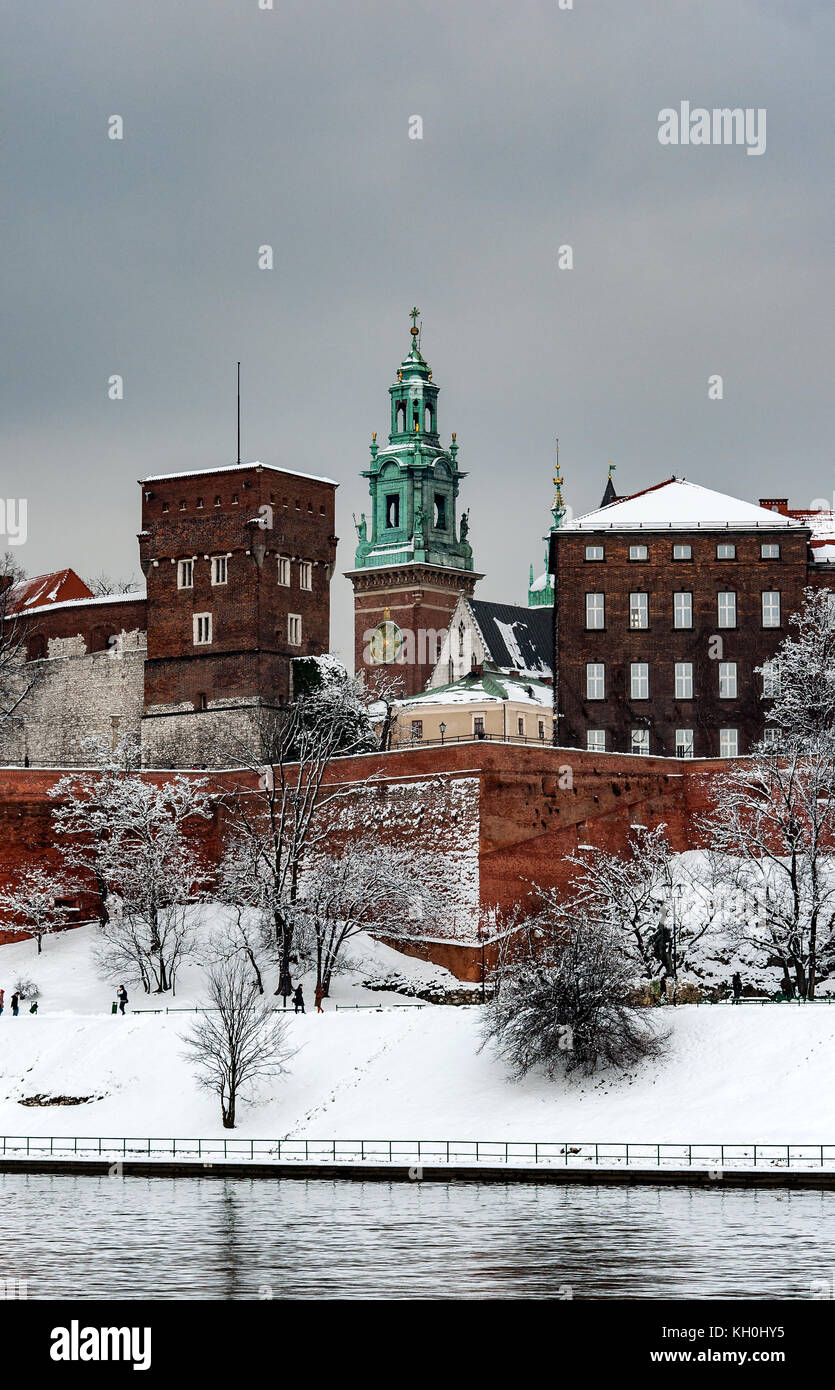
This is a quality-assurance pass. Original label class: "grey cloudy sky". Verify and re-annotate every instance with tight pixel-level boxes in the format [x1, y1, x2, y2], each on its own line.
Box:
[3, 0, 833, 665]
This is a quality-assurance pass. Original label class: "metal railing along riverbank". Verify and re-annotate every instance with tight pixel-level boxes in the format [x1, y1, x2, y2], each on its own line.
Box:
[131, 1003, 426, 1015]
[1, 1135, 834, 1171]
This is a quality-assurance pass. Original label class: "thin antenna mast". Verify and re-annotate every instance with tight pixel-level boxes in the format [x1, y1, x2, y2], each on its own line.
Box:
[236, 362, 241, 465]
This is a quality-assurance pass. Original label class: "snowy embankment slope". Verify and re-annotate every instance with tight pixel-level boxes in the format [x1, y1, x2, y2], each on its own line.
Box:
[0, 930, 834, 1145]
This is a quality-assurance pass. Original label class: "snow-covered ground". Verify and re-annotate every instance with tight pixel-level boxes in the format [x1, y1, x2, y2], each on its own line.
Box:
[0, 924, 834, 1145]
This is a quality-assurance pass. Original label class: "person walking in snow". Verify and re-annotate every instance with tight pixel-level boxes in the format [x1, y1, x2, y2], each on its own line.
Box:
[731, 972, 742, 1004]
[314, 984, 324, 1014]
[0, 988, 4, 1015]
[116, 984, 128, 1016]
[292, 984, 305, 1015]
[10, 992, 19, 1017]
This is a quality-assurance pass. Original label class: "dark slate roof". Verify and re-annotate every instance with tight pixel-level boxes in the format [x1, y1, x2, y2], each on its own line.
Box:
[600, 476, 618, 507]
[469, 600, 554, 679]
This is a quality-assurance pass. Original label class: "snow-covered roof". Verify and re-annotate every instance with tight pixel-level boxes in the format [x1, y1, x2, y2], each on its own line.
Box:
[565, 478, 807, 532]
[529, 571, 551, 593]
[140, 460, 338, 486]
[403, 673, 553, 709]
[17, 590, 146, 617]
[5, 569, 93, 613]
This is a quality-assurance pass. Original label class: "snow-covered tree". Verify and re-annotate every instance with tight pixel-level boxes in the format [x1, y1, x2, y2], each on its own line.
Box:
[295, 841, 442, 997]
[217, 686, 384, 1000]
[699, 742, 835, 998]
[183, 955, 292, 1128]
[51, 740, 215, 992]
[757, 587, 835, 746]
[0, 863, 74, 954]
[482, 889, 662, 1078]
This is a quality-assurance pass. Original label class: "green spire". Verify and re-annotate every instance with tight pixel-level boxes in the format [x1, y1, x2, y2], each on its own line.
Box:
[352, 312, 474, 573]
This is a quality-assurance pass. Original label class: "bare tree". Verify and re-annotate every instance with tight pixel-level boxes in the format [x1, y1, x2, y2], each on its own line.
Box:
[482, 889, 663, 1078]
[83, 572, 142, 597]
[183, 955, 292, 1128]
[0, 863, 74, 954]
[361, 669, 407, 751]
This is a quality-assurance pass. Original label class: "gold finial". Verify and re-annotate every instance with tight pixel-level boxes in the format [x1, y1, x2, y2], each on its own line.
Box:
[409, 306, 420, 337]
[608, 460, 616, 479]
[372, 431, 377, 441]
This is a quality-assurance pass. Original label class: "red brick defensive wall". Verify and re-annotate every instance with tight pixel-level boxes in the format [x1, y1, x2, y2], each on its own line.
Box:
[0, 744, 723, 979]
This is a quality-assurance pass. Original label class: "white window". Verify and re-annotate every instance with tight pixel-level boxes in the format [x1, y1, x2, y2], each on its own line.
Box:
[716, 543, 736, 559]
[586, 663, 605, 700]
[762, 591, 781, 628]
[673, 592, 693, 629]
[587, 729, 606, 752]
[411, 720, 423, 742]
[719, 662, 738, 699]
[586, 592, 605, 629]
[676, 729, 694, 759]
[762, 660, 780, 698]
[299, 561, 313, 591]
[720, 728, 739, 758]
[629, 593, 648, 629]
[629, 544, 648, 561]
[631, 728, 650, 755]
[718, 591, 737, 628]
[288, 614, 302, 646]
[674, 662, 693, 699]
[193, 613, 212, 645]
[673, 543, 692, 560]
[211, 556, 227, 586]
[761, 542, 781, 559]
[585, 545, 604, 561]
[762, 727, 781, 748]
[178, 559, 194, 589]
[277, 556, 291, 587]
[630, 662, 649, 699]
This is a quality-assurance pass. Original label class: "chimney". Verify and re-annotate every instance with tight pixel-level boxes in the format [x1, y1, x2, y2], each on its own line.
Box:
[759, 498, 789, 516]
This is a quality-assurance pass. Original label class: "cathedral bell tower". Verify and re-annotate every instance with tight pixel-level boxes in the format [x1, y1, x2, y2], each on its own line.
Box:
[347, 311, 482, 696]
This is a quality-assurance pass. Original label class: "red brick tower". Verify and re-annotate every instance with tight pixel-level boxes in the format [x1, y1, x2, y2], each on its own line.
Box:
[138, 460, 337, 763]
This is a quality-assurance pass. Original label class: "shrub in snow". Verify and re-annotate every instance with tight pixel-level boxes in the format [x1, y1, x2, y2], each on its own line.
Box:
[13, 977, 39, 1000]
[483, 893, 663, 1078]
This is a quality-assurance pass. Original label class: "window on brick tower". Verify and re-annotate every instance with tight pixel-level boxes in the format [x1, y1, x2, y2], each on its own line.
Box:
[718, 591, 737, 628]
[193, 613, 212, 645]
[288, 614, 302, 646]
[178, 559, 194, 589]
[386, 494, 400, 529]
[278, 556, 290, 587]
[299, 561, 313, 590]
[587, 729, 605, 752]
[211, 556, 227, 585]
[762, 591, 781, 628]
[629, 593, 648, 629]
[631, 728, 650, 755]
[720, 728, 739, 758]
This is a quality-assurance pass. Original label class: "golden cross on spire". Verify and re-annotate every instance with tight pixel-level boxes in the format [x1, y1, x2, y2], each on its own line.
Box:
[409, 306, 420, 338]
[608, 460, 616, 478]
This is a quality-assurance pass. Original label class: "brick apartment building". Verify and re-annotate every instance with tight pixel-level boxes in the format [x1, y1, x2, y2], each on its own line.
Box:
[549, 477, 835, 758]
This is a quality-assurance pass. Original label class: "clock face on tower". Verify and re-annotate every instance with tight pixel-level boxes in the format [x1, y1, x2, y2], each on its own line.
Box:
[368, 618, 403, 665]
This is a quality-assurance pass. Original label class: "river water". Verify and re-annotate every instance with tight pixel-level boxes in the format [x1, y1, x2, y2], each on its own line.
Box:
[3, 1172, 833, 1299]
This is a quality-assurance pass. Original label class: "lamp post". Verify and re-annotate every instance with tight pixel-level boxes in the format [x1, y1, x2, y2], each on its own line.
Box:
[477, 924, 486, 1003]
[439, 721, 446, 747]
